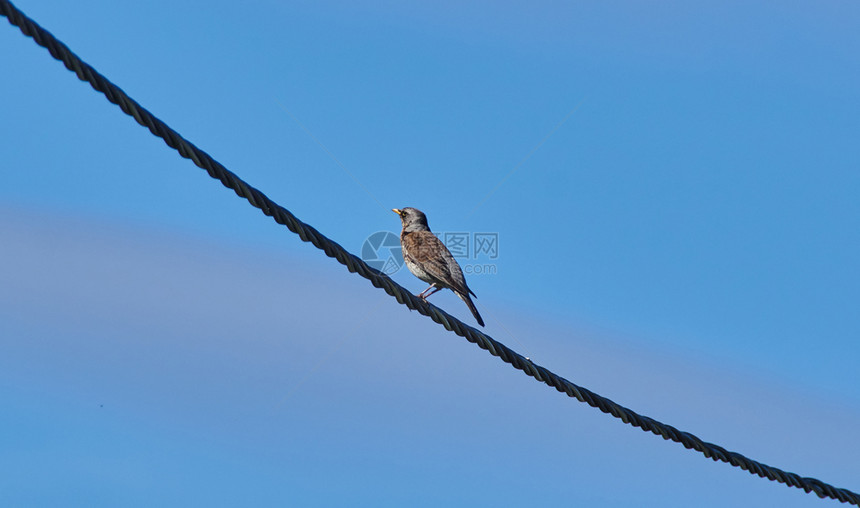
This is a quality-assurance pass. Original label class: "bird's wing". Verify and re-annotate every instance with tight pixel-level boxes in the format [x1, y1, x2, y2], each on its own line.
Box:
[408, 231, 470, 295]
[441, 244, 474, 297]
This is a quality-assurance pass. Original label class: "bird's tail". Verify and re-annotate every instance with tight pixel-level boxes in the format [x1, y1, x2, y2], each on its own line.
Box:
[457, 291, 485, 327]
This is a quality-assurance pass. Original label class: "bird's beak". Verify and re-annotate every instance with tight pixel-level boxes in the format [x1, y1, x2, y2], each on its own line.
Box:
[392, 208, 402, 216]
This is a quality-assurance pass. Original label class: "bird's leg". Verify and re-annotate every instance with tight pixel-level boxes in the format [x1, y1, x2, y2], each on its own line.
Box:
[418, 285, 442, 300]
[417, 285, 434, 299]
[417, 284, 441, 300]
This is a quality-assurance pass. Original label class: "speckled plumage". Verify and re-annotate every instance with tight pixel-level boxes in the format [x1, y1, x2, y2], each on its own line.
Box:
[393, 207, 484, 327]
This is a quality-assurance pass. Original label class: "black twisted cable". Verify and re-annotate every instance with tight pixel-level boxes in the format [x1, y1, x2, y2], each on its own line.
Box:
[2, 0, 857, 504]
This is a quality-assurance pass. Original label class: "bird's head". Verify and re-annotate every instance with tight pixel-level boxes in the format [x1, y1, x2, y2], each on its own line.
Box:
[392, 207, 430, 232]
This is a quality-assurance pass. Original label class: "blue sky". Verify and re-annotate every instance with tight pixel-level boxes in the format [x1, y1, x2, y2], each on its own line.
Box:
[1, 1, 859, 506]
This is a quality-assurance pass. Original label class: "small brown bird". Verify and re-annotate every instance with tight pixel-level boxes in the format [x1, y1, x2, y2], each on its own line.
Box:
[393, 207, 484, 327]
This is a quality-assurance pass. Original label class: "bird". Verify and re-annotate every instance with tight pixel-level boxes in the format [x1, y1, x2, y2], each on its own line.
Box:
[392, 207, 484, 327]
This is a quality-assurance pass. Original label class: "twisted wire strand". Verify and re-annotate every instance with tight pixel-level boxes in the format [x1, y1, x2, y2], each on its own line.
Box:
[2, 1, 857, 504]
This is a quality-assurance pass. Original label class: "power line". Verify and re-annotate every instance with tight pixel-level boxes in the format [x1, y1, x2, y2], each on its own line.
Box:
[1, 1, 857, 504]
